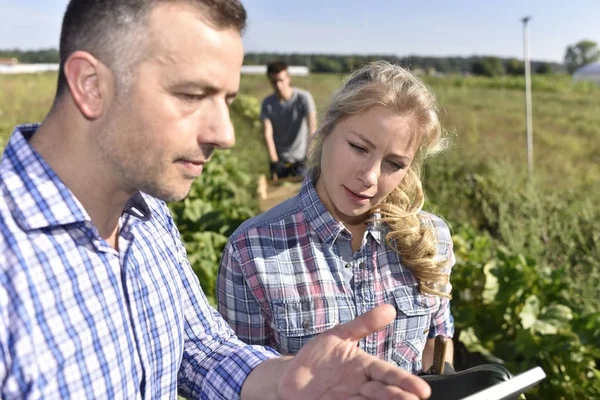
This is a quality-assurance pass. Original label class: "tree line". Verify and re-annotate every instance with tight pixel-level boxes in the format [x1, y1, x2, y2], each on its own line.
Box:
[3, 39, 598, 77]
[0, 48, 558, 76]
[246, 40, 598, 77]
[0, 48, 59, 64]
[244, 53, 562, 76]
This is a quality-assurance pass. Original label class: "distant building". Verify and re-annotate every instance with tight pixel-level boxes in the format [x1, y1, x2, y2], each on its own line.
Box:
[0, 63, 59, 74]
[241, 65, 310, 76]
[0, 58, 18, 65]
[573, 62, 600, 85]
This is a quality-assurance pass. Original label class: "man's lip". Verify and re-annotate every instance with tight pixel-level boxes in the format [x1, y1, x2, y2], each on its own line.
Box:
[179, 159, 206, 165]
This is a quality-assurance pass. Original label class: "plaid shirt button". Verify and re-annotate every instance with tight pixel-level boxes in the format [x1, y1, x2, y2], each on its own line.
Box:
[302, 319, 310, 329]
[359, 262, 366, 269]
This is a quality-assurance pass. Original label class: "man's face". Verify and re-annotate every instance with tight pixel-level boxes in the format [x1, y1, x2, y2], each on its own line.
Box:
[96, 3, 244, 202]
[267, 70, 291, 98]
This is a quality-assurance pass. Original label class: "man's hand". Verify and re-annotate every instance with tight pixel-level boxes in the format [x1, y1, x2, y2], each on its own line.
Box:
[242, 304, 431, 400]
[278, 304, 431, 399]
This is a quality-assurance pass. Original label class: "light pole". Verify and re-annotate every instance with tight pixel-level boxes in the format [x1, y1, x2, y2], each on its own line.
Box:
[521, 16, 533, 178]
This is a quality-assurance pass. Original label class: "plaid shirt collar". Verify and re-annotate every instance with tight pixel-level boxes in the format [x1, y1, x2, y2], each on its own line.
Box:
[298, 175, 388, 247]
[2, 124, 151, 232]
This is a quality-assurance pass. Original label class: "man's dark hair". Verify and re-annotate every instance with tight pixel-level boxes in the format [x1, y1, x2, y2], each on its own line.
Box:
[55, 0, 247, 98]
[266, 61, 288, 76]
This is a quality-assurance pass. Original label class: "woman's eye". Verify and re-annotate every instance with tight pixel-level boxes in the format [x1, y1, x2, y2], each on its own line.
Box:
[349, 142, 366, 154]
[387, 160, 405, 171]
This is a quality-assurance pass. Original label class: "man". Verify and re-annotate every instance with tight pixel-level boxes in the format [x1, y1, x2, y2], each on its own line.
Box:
[0, 1, 431, 399]
[261, 61, 317, 179]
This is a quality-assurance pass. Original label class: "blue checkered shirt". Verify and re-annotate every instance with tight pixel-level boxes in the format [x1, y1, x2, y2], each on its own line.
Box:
[0, 125, 278, 399]
[217, 177, 455, 373]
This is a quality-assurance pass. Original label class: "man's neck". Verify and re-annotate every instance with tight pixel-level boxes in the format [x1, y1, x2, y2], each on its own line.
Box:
[276, 87, 293, 101]
[30, 113, 132, 248]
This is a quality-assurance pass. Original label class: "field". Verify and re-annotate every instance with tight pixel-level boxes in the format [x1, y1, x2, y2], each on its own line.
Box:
[1, 71, 599, 399]
[3, 72, 599, 192]
[235, 73, 600, 191]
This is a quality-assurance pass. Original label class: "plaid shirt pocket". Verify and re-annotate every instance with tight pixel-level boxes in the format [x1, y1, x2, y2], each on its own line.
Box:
[390, 285, 439, 372]
[271, 297, 341, 355]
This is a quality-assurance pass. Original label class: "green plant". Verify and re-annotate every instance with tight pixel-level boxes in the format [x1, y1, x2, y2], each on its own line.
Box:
[451, 226, 600, 399]
[168, 150, 258, 305]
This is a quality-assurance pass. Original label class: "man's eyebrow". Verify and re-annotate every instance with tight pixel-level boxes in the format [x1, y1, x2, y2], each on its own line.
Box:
[170, 81, 238, 99]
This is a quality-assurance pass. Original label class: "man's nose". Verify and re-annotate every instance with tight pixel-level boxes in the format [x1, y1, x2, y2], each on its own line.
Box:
[201, 99, 235, 150]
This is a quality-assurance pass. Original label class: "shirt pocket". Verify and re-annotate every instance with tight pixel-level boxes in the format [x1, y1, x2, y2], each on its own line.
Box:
[271, 297, 341, 355]
[390, 285, 439, 372]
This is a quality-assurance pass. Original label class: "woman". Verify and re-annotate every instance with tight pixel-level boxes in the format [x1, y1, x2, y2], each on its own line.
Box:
[217, 61, 455, 374]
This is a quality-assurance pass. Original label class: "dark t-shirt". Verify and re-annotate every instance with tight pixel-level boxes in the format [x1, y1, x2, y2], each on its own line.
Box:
[260, 88, 316, 162]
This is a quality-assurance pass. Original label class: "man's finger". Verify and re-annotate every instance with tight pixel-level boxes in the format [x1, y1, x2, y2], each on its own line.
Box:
[360, 380, 423, 400]
[366, 360, 431, 399]
[335, 304, 397, 342]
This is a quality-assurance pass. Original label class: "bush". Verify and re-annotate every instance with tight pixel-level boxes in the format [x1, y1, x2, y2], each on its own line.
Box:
[168, 150, 258, 305]
[451, 226, 600, 399]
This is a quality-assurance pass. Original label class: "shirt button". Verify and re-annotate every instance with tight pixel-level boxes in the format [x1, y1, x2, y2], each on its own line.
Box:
[359, 262, 366, 269]
[302, 319, 310, 329]
[345, 264, 351, 268]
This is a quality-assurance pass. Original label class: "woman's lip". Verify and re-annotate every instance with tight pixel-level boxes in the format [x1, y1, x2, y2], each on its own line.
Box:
[343, 186, 372, 204]
[344, 186, 372, 198]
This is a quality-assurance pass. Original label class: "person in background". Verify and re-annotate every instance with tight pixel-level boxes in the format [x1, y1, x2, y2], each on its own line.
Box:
[261, 61, 317, 179]
[0, 1, 432, 399]
[218, 60, 455, 374]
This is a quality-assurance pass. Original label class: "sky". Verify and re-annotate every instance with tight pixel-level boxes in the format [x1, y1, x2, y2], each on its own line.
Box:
[1, 0, 598, 63]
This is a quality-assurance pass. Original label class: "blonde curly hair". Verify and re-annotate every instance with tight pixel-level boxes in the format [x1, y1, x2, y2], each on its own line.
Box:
[307, 61, 451, 298]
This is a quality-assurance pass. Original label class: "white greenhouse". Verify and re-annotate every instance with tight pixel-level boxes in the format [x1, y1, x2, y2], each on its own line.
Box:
[573, 62, 600, 85]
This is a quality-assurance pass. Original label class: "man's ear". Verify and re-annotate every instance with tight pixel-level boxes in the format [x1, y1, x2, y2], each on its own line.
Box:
[63, 51, 111, 120]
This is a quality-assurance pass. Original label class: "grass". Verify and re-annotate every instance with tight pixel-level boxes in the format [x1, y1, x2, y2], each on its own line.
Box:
[0, 72, 56, 149]
[236, 73, 600, 194]
[2, 71, 598, 195]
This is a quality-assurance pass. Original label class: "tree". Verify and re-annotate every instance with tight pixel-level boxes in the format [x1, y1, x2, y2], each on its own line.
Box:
[471, 57, 505, 77]
[505, 58, 525, 75]
[564, 40, 600, 73]
[312, 57, 343, 73]
[535, 63, 552, 74]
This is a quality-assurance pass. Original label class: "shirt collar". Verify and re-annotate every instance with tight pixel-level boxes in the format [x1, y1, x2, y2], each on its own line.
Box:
[1, 124, 151, 231]
[368, 213, 388, 247]
[299, 175, 388, 247]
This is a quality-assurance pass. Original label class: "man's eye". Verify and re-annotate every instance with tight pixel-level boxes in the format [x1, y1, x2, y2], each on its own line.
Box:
[349, 142, 366, 154]
[179, 93, 206, 102]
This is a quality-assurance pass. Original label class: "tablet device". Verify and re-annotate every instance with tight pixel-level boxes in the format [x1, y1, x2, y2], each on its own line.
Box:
[460, 366, 546, 400]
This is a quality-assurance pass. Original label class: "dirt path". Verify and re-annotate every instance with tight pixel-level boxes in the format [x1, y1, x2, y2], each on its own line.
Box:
[257, 175, 303, 212]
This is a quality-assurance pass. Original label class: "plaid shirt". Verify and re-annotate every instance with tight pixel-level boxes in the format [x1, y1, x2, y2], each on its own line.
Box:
[0, 125, 277, 399]
[217, 177, 454, 373]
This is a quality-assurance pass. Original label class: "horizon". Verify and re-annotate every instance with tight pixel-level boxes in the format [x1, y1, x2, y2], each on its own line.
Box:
[1, 0, 599, 64]
[0, 48, 566, 66]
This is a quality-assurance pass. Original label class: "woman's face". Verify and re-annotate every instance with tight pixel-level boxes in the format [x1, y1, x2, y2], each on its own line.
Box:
[315, 105, 421, 225]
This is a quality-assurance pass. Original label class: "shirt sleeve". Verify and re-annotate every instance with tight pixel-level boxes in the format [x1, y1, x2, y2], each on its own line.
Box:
[425, 215, 456, 339]
[169, 218, 279, 400]
[304, 91, 316, 114]
[217, 240, 274, 347]
[0, 271, 8, 397]
[260, 98, 270, 121]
